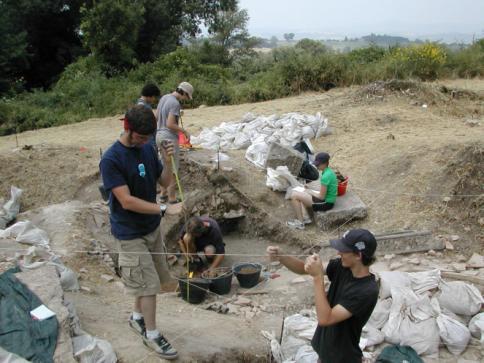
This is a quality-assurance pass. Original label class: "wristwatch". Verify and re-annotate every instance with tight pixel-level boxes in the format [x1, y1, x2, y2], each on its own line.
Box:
[159, 204, 167, 217]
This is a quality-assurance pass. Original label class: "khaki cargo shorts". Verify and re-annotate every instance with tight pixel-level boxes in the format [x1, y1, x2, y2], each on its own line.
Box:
[156, 131, 180, 172]
[115, 225, 172, 296]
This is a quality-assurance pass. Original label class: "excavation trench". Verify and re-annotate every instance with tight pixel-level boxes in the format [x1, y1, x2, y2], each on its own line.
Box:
[60, 153, 318, 362]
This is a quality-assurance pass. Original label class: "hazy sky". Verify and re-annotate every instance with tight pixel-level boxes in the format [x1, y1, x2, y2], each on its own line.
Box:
[238, 0, 484, 40]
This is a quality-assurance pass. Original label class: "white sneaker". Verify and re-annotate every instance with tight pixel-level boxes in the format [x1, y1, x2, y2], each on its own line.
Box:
[142, 333, 178, 360]
[303, 218, 312, 225]
[286, 219, 305, 230]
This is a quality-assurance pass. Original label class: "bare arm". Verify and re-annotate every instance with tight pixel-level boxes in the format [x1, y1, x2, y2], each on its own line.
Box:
[111, 185, 160, 214]
[304, 184, 327, 200]
[209, 254, 224, 269]
[267, 246, 306, 275]
[305, 255, 353, 326]
[313, 184, 327, 200]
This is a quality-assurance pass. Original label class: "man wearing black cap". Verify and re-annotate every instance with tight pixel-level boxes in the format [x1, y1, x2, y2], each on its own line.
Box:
[267, 228, 379, 363]
[287, 151, 338, 230]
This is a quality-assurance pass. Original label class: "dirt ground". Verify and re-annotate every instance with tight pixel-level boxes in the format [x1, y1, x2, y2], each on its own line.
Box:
[0, 79, 483, 362]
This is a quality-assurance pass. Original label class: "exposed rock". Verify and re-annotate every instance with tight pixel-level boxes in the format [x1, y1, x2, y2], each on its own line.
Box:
[445, 241, 454, 250]
[456, 255, 467, 262]
[233, 297, 252, 306]
[408, 258, 421, 265]
[314, 191, 367, 230]
[389, 262, 404, 270]
[467, 253, 484, 269]
[226, 303, 239, 314]
[451, 263, 467, 272]
[465, 119, 480, 127]
[245, 311, 255, 319]
[101, 274, 113, 282]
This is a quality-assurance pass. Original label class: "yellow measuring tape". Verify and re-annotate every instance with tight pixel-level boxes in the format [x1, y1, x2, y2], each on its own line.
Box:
[170, 154, 190, 298]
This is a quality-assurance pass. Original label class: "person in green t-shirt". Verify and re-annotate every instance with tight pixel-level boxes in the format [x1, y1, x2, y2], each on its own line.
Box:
[287, 152, 338, 230]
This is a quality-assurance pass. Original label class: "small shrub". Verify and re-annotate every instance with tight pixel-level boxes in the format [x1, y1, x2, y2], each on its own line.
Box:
[383, 43, 447, 80]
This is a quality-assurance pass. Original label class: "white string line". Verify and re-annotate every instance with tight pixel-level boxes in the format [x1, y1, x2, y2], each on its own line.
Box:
[350, 185, 483, 198]
[0, 247, 316, 258]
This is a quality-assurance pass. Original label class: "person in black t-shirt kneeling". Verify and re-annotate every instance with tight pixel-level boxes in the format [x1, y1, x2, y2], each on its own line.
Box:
[267, 229, 379, 363]
[178, 216, 226, 272]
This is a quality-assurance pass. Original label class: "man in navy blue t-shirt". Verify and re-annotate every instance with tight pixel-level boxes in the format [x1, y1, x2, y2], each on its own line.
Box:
[100, 105, 178, 360]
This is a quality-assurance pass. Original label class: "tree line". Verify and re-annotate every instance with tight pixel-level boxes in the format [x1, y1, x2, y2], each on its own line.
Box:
[0, 0, 250, 95]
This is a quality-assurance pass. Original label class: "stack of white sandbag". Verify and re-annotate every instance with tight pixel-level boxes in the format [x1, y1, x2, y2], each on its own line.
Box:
[191, 112, 329, 159]
[364, 270, 484, 359]
[277, 270, 483, 362]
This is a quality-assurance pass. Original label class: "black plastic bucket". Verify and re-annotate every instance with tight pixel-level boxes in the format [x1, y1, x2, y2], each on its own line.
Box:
[233, 263, 262, 288]
[201, 267, 233, 295]
[178, 277, 210, 304]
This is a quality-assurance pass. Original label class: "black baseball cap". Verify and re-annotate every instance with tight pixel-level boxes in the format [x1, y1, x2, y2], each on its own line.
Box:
[330, 229, 377, 257]
[313, 152, 330, 166]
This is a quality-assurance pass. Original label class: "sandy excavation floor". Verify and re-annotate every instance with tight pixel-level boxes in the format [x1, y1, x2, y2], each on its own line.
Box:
[0, 79, 483, 362]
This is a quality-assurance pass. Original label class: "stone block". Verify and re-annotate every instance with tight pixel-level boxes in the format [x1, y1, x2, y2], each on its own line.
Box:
[265, 142, 305, 175]
[314, 191, 367, 230]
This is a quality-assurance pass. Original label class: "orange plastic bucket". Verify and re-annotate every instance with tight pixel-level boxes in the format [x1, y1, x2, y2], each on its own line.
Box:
[337, 177, 349, 196]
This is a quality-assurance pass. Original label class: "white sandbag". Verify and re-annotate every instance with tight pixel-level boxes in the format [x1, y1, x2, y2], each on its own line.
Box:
[193, 112, 329, 154]
[468, 313, 484, 340]
[266, 168, 290, 192]
[436, 314, 471, 355]
[233, 132, 251, 149]
[367, 298, 392, 329]
[382, 287, 440, 356]
[72, 335, 117, 363]
[0, 220, 49, 246]
[266, 167, 301, 192]
[437, 281, 483, 316]
[245, 141, 269, 168]
[281, 314, 317, 360]
[361, 325, 385, 348]
[293, 345, 318, 363]
[0, 186, 23, 229]
[400, 314, 440, 356]
[191, 129, 220, 150]
[261, 330, 285, 363]
[408, 269, 441, 295]
[378, 271, 411, 299]
[210, 152, 230, 162]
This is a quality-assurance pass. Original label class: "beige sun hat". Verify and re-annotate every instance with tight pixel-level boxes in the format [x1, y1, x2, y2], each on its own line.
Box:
[177, 81, 194, 99]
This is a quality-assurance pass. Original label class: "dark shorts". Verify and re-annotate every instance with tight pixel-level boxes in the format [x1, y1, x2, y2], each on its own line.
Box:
[312, 196, 334, 212]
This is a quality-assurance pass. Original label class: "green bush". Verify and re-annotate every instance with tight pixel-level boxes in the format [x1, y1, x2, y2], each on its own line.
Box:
[1, 40, 482, 136]
[444, 39, 484, 78]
